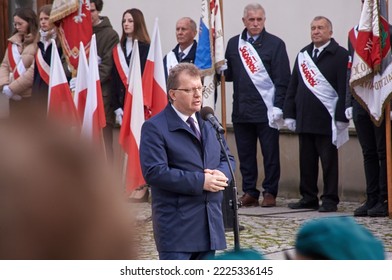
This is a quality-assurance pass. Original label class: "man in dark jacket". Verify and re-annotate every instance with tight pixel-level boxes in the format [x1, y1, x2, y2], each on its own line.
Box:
[225, 3, 290, 207]
[90, 0, 119, 161]
[345, 0, 389, 217]
[163, 17, 197, 80]
[140, 63, 235, 260]
[283, 16, 349, 212]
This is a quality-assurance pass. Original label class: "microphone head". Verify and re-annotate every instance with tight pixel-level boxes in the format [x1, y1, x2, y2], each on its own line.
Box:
[200, 106, 214, 121]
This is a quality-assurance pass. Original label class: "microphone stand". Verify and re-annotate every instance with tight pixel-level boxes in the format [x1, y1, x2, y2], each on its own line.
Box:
[216, 131, 241, 252]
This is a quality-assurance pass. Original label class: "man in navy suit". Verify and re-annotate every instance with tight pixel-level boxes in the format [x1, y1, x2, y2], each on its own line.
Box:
[140, 63, 235, 260]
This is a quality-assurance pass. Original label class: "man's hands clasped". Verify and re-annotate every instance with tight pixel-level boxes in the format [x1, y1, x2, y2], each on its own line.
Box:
[203, 169, 228, 192]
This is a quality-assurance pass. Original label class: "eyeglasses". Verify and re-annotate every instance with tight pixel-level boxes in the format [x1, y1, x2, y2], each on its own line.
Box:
[173, 86, 206, 94]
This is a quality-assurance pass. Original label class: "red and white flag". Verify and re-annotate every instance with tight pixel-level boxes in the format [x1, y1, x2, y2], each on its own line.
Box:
[119, 40, 146, 193]
[81, 34, 106, 145]
[195, 0, 226, 109]
[142, 18, 167, 119]
[73, 41, 89, 121]
[47, 39, 79, 126]
[350, 0, 392, 125]
[50, 0, 92, 73]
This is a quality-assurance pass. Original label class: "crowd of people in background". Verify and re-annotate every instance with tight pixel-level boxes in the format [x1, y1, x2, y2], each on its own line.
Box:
[0, 0, 389, 260]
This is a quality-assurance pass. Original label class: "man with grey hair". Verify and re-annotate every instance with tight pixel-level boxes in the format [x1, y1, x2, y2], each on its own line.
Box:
[283, 16, 349, 212]
[140, 63, 235, 260]
[163, 17, 198, 79]
[225, 3, 290, 208]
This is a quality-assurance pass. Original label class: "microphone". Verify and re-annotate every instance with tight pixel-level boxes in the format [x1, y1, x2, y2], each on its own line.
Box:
[200, 106, 225, 134]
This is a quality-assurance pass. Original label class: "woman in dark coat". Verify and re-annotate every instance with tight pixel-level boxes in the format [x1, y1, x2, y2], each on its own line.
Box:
[112, 8, 150, 201]
[112, 8, 150, 125]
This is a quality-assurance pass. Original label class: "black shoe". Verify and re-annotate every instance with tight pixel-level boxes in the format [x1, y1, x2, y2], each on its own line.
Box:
[354, 200, 378, 217]
[318, 204, 337, 212]
[368, 201, 388, 217]
[288, 200, 319, 210]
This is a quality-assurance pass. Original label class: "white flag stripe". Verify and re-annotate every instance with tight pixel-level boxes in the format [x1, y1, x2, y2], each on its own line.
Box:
[129, 40, 145, 148]
[150, 18, 166, 94]
[48, 38, 67, 111]
[82, 34, 99, 140]
[74, 41, 89, 108]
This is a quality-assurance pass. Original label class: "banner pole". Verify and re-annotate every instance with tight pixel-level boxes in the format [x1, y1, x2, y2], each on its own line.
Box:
[386, 0, 392, 218]
[219, 0, 227, 136]
[386, 103, 392, 218]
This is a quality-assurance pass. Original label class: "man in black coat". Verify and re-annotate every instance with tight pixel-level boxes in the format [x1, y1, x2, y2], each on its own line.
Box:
[283, 16, 349, 212]
[344, 0, 390, 217]
[225, 3, 290, 207]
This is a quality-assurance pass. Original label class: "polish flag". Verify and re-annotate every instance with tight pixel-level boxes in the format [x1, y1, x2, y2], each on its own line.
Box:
[142, 18, 167, 119]
[47, 39, 79, 126]
[73, 41, 89, 121]
[81, 34, 106, 146]
[119, 40, 146, 193]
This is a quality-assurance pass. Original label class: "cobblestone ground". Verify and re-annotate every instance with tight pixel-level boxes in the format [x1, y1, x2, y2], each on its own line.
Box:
[131, 198, 392, 260]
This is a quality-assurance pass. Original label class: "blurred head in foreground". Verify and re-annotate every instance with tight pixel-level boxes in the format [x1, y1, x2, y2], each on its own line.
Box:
[0, 120, 135, 259]
[291, 216, 384, 260]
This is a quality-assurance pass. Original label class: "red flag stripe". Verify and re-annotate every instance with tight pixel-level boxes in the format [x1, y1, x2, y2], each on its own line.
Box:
[35, 50, 50, 85]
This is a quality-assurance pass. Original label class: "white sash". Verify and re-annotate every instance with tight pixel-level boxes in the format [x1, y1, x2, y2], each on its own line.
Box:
[165, 51, 179, 75]
[298, 51, 349, 148]
[113, 44, 130, 88]
[9, 44, 27, 81]
[35, 49, 50, 85]
[238, 38, 282, 129]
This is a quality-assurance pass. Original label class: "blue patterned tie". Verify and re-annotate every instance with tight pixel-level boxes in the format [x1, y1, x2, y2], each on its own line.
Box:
[248, 37, 254, 44]
[178, 51, 185, 62]
[187, 117, 201, 142]
[312, 48, 319, 61]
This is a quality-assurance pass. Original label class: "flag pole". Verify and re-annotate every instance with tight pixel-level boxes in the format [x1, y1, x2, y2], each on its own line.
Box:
[386, 103, 392, 218]
[385, 0, 392, 218]
[219, 0, 227, 136]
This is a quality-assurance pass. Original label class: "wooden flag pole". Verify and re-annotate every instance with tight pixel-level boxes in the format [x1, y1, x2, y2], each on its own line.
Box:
[386, 0, 392, 218]
[383, 0, 392, 218]
[219, 0, 227, 136]
[386, 103, 392, 218]
[384, 0, 392, 218]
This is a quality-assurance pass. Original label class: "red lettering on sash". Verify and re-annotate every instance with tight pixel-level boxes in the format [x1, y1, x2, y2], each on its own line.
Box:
[300, 62, 318, 87]
[239, 46, 258, 73]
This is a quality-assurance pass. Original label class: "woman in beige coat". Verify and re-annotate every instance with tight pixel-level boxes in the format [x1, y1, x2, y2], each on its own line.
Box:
[0, 8, 38, 118]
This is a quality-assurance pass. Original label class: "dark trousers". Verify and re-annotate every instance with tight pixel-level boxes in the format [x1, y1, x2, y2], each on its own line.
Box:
[299, 133, 339, 205]
[353, 103, 387, 202]
[233, 122, 280, 199]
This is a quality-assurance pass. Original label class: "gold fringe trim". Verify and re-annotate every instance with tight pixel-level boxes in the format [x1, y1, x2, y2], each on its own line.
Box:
[49, 0, 79, 23]
[350, 85, 392, 127]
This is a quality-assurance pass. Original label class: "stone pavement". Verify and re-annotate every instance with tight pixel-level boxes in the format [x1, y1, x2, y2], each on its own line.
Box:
[132, 197, 392, 260]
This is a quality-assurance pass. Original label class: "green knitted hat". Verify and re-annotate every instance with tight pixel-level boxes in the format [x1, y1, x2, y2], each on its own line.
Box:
[295, 216, 385, 260]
